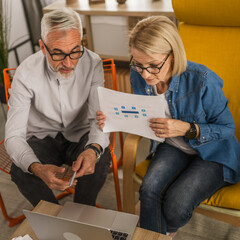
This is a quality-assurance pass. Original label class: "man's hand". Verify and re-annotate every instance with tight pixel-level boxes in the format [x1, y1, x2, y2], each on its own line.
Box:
[72, 148, 97, 178]
[96, 110, 106, 130]
[29, 162, 71, 191]
[149, 118, 198, 138]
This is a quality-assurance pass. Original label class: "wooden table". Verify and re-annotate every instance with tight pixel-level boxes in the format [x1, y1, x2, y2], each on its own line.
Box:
[10, 200, 171, 240]
[43, 0, 175, 61]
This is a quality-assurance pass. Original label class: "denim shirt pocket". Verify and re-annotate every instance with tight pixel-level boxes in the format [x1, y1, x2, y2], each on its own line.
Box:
[179, 109, 206, 123]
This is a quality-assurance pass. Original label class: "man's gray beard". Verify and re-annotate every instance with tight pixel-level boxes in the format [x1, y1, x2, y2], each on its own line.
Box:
[57, 70, 74, 79]
[49, 64, 74, 79]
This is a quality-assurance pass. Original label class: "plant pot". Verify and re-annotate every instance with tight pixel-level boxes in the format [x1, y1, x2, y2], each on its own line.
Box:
[0, 85, 6, 104]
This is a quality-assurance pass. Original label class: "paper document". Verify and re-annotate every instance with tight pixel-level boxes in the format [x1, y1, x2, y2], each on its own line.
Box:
[98, 87, 165, 142]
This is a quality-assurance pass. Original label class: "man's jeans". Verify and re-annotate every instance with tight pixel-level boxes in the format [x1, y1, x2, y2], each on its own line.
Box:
[139, 143, 228, 234]
[10, 132, 111, 207]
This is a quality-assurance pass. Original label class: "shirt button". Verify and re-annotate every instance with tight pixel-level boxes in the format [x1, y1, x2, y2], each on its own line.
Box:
[169, 99, 172, 103]
[172, 116, 175, 119]
[202, 136, 205, 140]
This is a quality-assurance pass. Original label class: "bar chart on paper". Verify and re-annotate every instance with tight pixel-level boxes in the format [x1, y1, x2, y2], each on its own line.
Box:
[114, 106, 148, 119]
[97, 87, 165, 141]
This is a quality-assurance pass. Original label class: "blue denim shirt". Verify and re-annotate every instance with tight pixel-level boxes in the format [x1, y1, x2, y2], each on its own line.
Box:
[130, 61, 240, 183]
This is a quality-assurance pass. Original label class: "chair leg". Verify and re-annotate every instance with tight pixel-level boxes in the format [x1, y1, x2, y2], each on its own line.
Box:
[0, 193, 25, 227]
[116, 132, 124, 167]
[111, 150, 122, 211]
[122, 134, 142, 214]
[109, 132, 124, 170]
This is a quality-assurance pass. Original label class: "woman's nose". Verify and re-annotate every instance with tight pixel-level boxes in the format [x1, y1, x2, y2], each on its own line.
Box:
[141, 69, 152, 79]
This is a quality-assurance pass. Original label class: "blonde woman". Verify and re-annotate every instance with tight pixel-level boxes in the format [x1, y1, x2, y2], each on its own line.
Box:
[97, 16, 240, 236]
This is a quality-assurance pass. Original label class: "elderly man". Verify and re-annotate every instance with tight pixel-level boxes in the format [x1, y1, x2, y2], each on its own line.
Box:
[5, 8, 111, 207]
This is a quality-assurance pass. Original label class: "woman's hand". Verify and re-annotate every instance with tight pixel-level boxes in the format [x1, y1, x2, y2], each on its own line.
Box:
[149, 118, 192, 138]
[96, 111, 106, 130]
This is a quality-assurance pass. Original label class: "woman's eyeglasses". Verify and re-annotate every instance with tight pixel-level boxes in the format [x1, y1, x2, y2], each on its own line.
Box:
[129, 52, 171, 74]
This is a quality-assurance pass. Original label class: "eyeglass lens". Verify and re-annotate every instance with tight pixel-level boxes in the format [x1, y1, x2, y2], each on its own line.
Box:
[52, 51, 83, 61]
[130, 53, 170, 74]
[42, 40, 84, 61]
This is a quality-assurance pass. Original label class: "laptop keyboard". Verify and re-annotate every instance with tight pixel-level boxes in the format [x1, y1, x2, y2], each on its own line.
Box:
[110, 230, 128, 240]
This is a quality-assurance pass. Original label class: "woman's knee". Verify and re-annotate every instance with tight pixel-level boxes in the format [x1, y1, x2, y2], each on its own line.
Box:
[139, 176, 163, 203]
[163, 193, 194, 229]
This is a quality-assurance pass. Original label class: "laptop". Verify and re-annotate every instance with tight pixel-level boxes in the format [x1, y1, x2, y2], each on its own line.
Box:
[23, 201, 139, 240]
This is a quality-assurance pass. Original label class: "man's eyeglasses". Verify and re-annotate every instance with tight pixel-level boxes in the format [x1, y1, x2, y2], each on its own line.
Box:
[129, 52, 171, 74]
[42, 40, 84, 61]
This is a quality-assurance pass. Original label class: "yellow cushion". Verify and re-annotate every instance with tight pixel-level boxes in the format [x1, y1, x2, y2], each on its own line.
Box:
[202, 182, 240, 210]
[172, 0, 240, 26]
[135, 160, 240, 210]
[135, 159, 150, 179]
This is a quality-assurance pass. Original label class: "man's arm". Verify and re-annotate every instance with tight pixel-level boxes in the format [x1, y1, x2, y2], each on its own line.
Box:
[4, 70, 40, 173]
[4, 69, 71, 190]
[72, 57, 109, 177]
[86, 58, 110, 149]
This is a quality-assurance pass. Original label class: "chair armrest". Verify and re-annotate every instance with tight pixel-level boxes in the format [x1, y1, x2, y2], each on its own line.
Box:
[123, 133, 142, 213]
[195, 205, 240, 227]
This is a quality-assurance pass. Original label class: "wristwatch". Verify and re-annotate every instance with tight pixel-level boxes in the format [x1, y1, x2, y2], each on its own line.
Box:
[84, 144, 102, 162]
[185, 122, 197, 140]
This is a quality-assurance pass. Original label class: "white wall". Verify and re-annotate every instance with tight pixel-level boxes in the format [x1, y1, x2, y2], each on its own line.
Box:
[8, 0, 33, 68]
[8, 0, 56, 68]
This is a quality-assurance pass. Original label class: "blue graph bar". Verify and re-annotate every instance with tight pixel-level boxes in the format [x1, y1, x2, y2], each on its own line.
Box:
[121, 110, 139, 114]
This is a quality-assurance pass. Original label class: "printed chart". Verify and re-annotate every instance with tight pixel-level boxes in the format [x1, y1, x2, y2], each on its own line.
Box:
[98, 87, 165, 141]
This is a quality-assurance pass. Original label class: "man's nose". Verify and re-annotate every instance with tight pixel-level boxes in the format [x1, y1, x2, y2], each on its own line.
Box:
[62, 56, 72, 68]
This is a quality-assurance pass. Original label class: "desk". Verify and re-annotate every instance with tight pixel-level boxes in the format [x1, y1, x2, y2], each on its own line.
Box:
[43, 0, 175, 61]
[10, 200, 171, 240]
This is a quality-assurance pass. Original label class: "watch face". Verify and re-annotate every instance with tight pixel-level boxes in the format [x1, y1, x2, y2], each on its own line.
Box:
[186, 122, 197, 140]
[96, 152, 101, 160]
[187, 131, 196, 140]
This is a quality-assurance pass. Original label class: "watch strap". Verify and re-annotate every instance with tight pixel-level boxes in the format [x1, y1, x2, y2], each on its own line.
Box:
[84, 144, 102, 160]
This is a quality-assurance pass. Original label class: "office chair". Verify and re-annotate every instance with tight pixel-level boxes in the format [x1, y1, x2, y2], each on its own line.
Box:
[0, 59, 123, 227]
[122, 0, 240, 228]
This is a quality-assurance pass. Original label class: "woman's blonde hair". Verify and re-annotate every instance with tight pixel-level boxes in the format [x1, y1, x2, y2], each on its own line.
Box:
[129, 16, 187, 76]
[41, 8, 83, 42]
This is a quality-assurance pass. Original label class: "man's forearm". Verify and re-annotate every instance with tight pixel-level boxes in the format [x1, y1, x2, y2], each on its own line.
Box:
[28, 162, 43, 176]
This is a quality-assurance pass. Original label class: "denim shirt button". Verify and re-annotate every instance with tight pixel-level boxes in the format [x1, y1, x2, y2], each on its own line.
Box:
[202, 136, 205, 140]
[169, 99, 172, 103]
[172, 115, 175, 119]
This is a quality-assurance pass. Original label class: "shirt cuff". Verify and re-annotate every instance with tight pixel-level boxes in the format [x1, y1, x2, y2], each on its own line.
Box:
[15, 151, 41, 173]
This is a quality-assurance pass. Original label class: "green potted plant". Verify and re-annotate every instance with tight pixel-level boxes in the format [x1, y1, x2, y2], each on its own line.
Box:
[0, 0, 11, 103]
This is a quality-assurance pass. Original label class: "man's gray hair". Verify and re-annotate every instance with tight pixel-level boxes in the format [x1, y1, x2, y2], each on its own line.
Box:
[41, 8, 83, 42]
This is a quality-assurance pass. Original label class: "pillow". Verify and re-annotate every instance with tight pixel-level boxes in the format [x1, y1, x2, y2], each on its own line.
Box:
[135, 159, 150, 179]
[202, 182, 240, 210]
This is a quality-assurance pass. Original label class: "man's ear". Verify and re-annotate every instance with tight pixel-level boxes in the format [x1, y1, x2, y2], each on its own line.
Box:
[39, 39, 46, 55]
